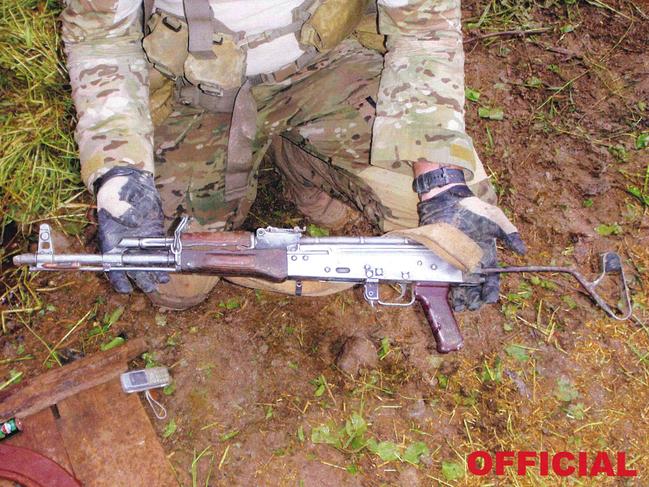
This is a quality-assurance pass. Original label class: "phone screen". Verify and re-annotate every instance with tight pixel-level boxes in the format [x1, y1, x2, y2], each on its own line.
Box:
[129, 371, 148, 386]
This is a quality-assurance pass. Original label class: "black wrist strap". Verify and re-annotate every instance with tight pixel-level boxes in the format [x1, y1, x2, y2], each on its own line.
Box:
[93, 166, 151, 194]
[412, 167, 466, 194]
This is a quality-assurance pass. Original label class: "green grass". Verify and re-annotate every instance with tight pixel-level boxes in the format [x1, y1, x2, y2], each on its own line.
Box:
[0, 0, 85, 235]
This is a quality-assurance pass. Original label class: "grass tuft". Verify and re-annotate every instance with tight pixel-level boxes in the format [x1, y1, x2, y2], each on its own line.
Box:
[0, 0, 85, 235]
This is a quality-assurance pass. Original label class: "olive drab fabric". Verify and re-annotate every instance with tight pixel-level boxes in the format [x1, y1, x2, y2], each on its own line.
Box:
[60, 0, 494, 233]
[300, 0, 368, 51]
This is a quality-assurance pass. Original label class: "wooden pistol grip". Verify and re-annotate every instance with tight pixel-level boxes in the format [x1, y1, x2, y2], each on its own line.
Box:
[413, 283, 464, 353]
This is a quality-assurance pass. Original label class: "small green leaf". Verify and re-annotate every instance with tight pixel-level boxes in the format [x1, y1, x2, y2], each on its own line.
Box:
[142, 352, 159, 368]
[505, 344, 530, 362]
[554, 377, 579, 402]
[307, 224, 329, 237]
[103, 306, 124, 327]
[507, 282, 533, 303]
[345, 412, 367, 437]
[220, 430, 239, 442]
[478, 106, 504, 120]
[595, 223, 622, 236]
[626, 186, 649, 207]
[368, 441, 400, 462]
[287, 361, 299, 370]
[100, 336, 125, 351]
[312, 375, 327, 397]
[566, 402, 586, 420]
[378, 337, 390, 360]
[608, 144, 628, 162]
[437, 373, 448, 389]
[163, 383, 176, 396]
[311, 424, 341, 447]
[465, 87, 481, 102]
[219, 298, 240, 310]
[403, 442, 430, 465]
[265, 406, 273, 419]
[7, 370, 23, 386]
[529, 276, 557, 290]
[547, 64, 560, 74]
[635, 133, 648, 149]
[297, 425, 305, 442]
[560, 24, 574, 33]
[582, 198, 594, 208]
[441, 460, 464, 481]
[87, 325, 105, 338]
[481, 356, 503, 383]
[562, 296, 577, 309]
[166, 333, 179, 347]
[525, 76, 543, 88]
[162, 419, 177, 438]
[346, 464, 359, 474]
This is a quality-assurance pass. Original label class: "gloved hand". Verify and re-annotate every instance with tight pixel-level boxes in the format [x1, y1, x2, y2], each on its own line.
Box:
[418, 184, 526, 311]
[95, 166, 170, 294]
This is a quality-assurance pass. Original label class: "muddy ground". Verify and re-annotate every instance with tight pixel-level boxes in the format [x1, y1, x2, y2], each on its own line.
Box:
[1, 0, 649, 485]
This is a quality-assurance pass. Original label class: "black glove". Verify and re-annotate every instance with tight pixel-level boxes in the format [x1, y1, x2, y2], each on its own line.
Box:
[95, 166, 170, 294]
[418, 184, 526, 311]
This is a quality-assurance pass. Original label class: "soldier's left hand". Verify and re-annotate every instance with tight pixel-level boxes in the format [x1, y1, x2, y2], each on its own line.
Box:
[418, 183, 526, 311]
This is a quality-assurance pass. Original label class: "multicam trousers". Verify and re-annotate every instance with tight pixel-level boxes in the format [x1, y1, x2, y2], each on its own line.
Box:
[153, 39, 491, 233]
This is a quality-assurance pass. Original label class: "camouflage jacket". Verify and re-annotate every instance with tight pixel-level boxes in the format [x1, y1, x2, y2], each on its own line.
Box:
[61, 0, 476, 191]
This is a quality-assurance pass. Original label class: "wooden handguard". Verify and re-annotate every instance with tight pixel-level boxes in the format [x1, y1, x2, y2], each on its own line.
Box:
[180, 248, 289, 282]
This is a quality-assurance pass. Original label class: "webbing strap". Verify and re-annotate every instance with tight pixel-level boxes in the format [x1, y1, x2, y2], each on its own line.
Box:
[183, 0, 216, 59]
[222, 47, 319, 203]
[243, 12, 309, 49]
[235, 0, 318, 49]
[143, 0, 155, 31]
[225, 81, 258, 202]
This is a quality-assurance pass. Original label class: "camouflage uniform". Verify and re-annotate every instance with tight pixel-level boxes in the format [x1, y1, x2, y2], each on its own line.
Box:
[61, 0, 493, 235]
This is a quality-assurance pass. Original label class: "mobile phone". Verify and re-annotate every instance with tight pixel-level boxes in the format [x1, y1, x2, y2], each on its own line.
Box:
[120, 367, 171, 393]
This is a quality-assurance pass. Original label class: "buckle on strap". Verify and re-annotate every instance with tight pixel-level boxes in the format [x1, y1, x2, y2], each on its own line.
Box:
[197, 82, 224, 97]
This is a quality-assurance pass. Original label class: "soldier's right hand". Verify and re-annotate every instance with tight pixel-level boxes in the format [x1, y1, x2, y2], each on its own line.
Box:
[95, 166, 170, 294]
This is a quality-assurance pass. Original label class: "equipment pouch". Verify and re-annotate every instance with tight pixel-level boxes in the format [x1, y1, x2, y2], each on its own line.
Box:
[143, 13, 189, 80]
[354, 13, 386, 53]
[183, 38, 246, 97]
[300, 0, 367, 51]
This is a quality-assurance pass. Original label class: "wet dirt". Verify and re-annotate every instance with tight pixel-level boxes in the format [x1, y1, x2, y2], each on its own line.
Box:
[1, 1, 649, 485]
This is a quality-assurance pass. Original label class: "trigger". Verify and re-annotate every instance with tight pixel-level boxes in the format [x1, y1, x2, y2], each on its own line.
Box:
[397, 283, 407, 299]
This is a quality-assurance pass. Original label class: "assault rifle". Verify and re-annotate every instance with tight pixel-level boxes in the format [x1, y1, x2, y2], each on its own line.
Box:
[14, 217, 631, 353]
